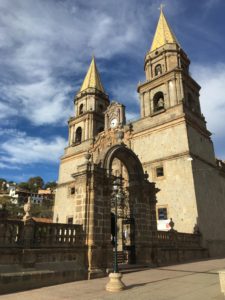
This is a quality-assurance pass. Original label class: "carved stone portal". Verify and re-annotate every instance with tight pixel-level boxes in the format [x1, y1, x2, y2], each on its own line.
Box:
[71, 143, 158, 278]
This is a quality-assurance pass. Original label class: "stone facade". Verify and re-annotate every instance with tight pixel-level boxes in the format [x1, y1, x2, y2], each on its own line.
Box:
[54, 8, 225, 274]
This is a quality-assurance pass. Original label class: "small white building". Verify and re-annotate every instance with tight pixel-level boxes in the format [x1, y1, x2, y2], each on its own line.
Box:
[8, 183, 19, 204]
[30, 193, 44, 205]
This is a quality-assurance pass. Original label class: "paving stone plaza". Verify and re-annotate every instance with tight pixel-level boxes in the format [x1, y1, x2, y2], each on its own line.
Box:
[1, 258, 225, 300]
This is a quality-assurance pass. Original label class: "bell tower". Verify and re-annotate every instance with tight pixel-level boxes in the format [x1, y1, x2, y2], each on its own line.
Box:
[138, 8, 202, 118]
[68, 56, 109, 146]
[134, 8, 217, 235]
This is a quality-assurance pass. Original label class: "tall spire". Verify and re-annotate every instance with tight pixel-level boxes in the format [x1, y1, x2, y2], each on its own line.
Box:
[80, 56, 105, 93]
[150, 8, 179, 52]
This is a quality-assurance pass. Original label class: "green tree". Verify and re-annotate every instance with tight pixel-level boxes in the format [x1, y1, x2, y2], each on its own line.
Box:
[44, 181, 57, 190]
[0, 196, 24, 219]
[31, 203, 53, 219]
[0, 195, 10, 205]
[28, 177, 44, 193]
[0, 178, 7, 191]
[18, 182, 30, 191]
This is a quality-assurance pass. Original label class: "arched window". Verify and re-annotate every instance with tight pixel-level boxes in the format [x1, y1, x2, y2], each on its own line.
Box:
[189, 94, 200, 114]
[153, 92, 164, 112]
[75, 127, 82, 144]
[79, 104, 84, 115]
[99, 104, 104, 113]
[187, 93, 196, 112]
[98, 127, 104, 133]
[155, 64, 162, 76]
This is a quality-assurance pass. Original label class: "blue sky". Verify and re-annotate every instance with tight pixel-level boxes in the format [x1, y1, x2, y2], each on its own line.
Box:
[0, 0, 225, 183]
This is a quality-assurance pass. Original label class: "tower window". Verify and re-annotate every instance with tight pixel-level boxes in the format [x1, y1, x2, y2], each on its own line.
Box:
[158, 207, 167, 220]
[99, 104, 104, 112]
[155, 64, 162, 76]
[79, 104, 84, 115]
[71, 187, 75, 195]
[156, 166, 164, 177]
[75, 127, 82, 144]
[187, 93, 197, 112]
[153, 92, 164, 112]
[67, 217, 73, 224]
[98, 127, 104, 133]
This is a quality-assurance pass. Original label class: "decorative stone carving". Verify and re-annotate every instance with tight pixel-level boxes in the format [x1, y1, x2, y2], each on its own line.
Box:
[23, 197, 32, 221]
[169, 218, 175, 231]
[84, 152, 91, 163]
[116, 130, 124, 143]
[144, 171, 149, 181]
[193, 223, 200, 234]
[157, 97, 164, 109]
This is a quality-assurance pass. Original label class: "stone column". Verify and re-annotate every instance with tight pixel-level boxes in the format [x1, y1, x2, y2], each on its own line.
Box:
[83, 166, 113, 279]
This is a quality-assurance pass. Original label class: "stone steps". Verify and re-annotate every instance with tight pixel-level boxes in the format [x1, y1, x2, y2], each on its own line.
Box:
[107, 263, 150, 275]
[117, 251, 125, 264]
[0, 264, 88, 295]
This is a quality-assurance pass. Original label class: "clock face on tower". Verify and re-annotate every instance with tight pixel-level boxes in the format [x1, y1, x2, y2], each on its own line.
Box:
[110, 118, 118, 128]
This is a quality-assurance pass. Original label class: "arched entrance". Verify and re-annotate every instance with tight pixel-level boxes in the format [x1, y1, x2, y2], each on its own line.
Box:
[102, 144, 157, 265]
[103, 145, 145, 264]
[86, 144, 157, 277]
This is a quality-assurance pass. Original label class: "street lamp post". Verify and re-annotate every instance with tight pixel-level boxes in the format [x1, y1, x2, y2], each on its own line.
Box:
[106, 175, 126, 292]
[112, 176, 123, 273]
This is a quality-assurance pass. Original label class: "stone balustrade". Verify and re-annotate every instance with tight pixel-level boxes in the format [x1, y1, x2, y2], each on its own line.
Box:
[0, 218, 88, 295]
[0, 219, 23, 247]
[0, 218, 202, 250]
[155, 230, 201, 249]
[176, 231, 201, 248]
[33, 222, 84, 247]
[0, 219, 84, 249]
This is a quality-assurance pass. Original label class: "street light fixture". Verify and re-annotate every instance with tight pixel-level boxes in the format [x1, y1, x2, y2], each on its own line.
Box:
[106, 175, 126, 292]
[111, 175, 123, 273]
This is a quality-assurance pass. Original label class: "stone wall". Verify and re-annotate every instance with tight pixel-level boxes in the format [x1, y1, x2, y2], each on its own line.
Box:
[130, 113, 199, 234]
[191, 158, 225, 256]
[152, 230, 208, 265]
[0, 218, 88, 294]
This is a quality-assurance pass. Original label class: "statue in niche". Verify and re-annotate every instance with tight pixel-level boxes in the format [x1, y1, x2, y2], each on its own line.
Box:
[156, 97, 164, 110]
[155, 64, 162, 76]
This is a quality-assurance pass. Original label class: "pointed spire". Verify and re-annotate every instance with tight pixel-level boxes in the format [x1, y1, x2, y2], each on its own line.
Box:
[150, 8, 179, 52]
[80, 56, 105, 93]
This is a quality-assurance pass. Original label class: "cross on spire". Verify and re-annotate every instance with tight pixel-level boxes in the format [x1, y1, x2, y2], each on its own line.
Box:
[79, 56, 105, 93]
[150, 4, 179, 51]
[158, 3, 165, 12]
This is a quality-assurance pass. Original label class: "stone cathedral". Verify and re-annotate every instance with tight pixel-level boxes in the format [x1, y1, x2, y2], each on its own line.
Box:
[54, 10, 225, 274]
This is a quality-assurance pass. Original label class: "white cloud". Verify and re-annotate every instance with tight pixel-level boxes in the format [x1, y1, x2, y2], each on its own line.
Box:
[0, 101, 17, 120]
[192, 63, 225, 159]
[0, 0, 183, 126]
[204, 0, 221, 10]
[8, 79, 74, 125]
[0, 130, 67, 168]
[192, 63, 225, 136]
[109, 81, 140, 122]
[110, 81, 139, 105]
[126, 111, 139, 122]
[0, 79, 75, 125]
[0, 0, 149, 125]
[0, 128, 26, 138]
[0, 162, 20, 170]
